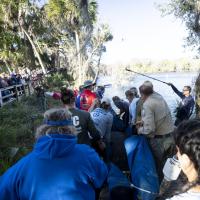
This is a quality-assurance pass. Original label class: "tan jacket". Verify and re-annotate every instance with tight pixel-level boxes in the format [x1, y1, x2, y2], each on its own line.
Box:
[139, 92, 174, 137]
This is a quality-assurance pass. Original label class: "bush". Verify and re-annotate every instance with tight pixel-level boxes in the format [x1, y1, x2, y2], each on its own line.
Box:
[0, 84, 65, 175]
[0, 95, 43, 175]
[44, 71, 75, 91]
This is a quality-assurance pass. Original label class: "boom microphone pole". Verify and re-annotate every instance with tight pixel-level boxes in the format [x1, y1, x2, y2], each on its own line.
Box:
[125, 67, 168, 85]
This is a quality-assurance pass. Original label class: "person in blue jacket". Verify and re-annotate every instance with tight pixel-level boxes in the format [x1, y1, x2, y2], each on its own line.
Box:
[0, 108, 108, 200]
[168, 83, 195, 126]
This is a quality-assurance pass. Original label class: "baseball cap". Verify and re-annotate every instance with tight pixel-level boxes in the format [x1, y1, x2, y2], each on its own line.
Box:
[101, 97, 111, 105]
[82, 80, 96, 88]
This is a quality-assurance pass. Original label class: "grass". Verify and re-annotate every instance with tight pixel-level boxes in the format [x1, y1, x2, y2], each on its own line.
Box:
[0, 70, 73, 175]
[0, 94, 62, 175]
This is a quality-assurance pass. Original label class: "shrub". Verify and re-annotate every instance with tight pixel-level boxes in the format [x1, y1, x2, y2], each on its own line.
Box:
[0, 96, 43, 175]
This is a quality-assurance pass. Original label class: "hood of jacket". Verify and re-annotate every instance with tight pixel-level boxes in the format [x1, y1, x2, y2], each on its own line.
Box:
[34, 134, 77, 159]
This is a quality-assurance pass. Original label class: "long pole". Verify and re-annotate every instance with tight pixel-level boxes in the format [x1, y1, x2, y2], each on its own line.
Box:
[125, 67, 168, 85]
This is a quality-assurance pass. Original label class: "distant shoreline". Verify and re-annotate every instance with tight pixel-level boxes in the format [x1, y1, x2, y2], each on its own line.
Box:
[136, 70, 199, 74]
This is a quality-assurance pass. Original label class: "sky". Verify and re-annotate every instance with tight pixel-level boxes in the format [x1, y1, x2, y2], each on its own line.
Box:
[98, 0, 195, 64]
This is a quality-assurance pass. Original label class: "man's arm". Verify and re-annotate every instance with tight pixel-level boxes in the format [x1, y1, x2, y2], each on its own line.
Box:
[45, 91, 61, 100]
[88, 99, 100, 113]
[168, 83, 184, 99]
[84, 147, 108, 189]
[87, 114, 101, 141]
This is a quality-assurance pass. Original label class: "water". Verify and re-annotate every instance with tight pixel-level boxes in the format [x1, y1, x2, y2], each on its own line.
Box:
[98, 71, 198, 120]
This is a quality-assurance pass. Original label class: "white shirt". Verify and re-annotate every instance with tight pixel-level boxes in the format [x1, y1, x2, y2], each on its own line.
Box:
[166, 191, 200, 200]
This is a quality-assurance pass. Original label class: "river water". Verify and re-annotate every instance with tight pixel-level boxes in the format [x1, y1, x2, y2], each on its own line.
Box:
[99, 71, 198, 120]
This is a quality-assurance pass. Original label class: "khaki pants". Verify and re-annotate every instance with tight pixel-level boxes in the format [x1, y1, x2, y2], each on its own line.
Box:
[148, 135, 175, 183]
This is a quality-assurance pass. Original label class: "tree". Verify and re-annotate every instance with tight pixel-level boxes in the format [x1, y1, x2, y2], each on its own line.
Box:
[44, 0, 112, 86]
[0, 0, 112, 88]
[158, 0, 200, 51]
[0, 0, 49, 74]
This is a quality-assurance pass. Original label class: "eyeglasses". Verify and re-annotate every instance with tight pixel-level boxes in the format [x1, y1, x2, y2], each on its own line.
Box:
[183, 89, 189, 91]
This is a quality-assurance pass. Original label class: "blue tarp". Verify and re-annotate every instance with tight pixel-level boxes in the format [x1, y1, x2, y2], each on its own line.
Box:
[107, 163, 131, 190]
[107, 163, 134, 200]
[124, 136, 159, 200]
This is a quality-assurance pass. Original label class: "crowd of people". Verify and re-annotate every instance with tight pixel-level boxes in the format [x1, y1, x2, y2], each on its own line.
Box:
[0, 78, 199, 200]
[0, 69, 30, 88]
[0, 71, 30, 104]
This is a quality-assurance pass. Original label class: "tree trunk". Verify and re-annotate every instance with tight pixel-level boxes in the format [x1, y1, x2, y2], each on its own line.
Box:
[20, 26, 47, 75]
[75, 31, 82, 86]
[4, 60, 12, 74]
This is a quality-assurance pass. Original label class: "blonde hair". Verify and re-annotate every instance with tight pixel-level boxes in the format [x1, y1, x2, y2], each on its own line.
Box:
[35, 108, 76, 139]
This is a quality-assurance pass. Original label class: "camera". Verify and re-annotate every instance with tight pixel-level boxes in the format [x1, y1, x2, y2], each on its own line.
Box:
[163, 155, 181, 181]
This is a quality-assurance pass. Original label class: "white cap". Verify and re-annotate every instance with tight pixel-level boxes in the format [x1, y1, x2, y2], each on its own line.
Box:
[101, 97, 111, 105]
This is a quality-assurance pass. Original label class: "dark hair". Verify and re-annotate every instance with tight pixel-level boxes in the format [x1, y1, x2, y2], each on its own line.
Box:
[160, 119, 200, 199]
[125, 90, 134, 97]
[130, 87, 139, 98]
[79, 85, 83, 92]
[112, 96, 120, 102]
[60, 88, 75, 105]
[184, 86, 191, 93]
[175, 119, 200, 179]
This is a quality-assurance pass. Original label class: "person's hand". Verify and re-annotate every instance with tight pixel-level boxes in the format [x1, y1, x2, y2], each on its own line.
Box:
[167, 83, 173, 86]
[44, 92, 53, 97]
[137, 127, 143, 134]
[97, 140, 106, 152]
[91, 139, 106, 158]
[88, 98, 100, 112]
[93, 98, 100, 106]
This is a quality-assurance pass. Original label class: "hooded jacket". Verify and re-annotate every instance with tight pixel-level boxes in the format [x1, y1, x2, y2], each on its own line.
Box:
[0, 134, 108, 200]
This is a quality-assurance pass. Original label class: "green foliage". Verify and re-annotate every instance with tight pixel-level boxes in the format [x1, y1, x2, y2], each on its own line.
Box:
[104, 58, 200, 76]
[0, 147, 32, 175]
[45, 0, 78, 24]
[0, 0, 111, 86]
[0, 95, 43, 175]
[0, 92, 66, 175]
[157, 0, 200, 52]
[44, 71, 75, 90]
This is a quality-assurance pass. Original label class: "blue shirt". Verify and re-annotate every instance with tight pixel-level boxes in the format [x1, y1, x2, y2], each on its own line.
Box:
[129, 98, 139, 124]
[0, 134, 108, 200]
